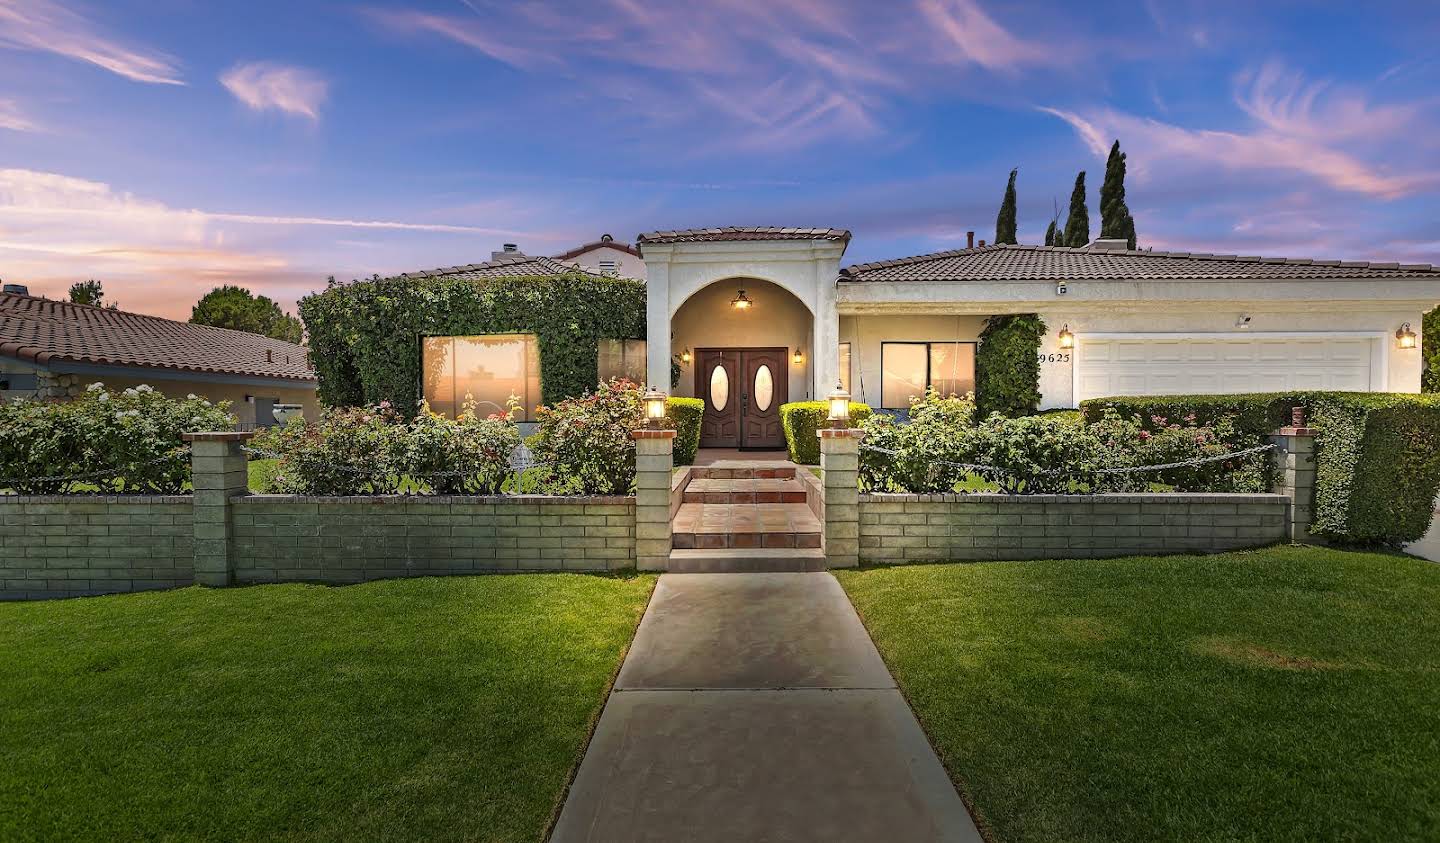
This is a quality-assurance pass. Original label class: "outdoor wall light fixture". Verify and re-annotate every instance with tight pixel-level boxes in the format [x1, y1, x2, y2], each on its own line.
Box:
[680, 348, 692, 364]
[826, 382, 851, 428]
[643, 386, 668, 427]
[792, 348, 804, 364]
[731, 289, 753, 310]
[1057, 325, 1075, 349]
[1396, 323, 1418, 349]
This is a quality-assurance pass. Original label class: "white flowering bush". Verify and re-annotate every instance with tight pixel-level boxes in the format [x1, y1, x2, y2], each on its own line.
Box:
[0, 384, 234, 494]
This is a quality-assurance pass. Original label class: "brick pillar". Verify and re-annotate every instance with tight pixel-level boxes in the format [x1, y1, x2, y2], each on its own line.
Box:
[184, 431, 253, 587]
[632, 429, 675, 571]
[1269, 419, 1319, 544]
[819, 428, 863, 568]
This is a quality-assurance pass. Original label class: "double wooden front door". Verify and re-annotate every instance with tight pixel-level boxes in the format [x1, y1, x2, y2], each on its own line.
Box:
[696, 348, 788, 450]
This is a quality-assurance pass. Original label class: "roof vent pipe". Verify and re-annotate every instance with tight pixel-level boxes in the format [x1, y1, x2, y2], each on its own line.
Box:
[978, 238, 986, 247]
[966, 231, 975, 249]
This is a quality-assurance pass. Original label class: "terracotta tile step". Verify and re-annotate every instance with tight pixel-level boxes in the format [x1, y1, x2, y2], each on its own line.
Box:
[683, 478, 808, 504]
[688, 466, 797, 481]
[672, 531, 823, 550]
[670, 502, 822, 550]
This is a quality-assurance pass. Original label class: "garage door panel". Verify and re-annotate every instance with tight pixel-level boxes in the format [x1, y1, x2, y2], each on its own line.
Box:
[1077, 335, 1376, 402]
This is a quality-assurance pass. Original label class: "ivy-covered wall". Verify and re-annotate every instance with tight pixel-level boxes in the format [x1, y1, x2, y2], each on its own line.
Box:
[300, 274, 648, 414]
[975, 313, 1045, 418]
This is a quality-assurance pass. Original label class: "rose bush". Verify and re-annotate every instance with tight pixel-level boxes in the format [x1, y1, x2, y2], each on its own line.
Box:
[0, 384, 234, 494]
[530, 379, 672, 495]
[860, 389, 978, 492]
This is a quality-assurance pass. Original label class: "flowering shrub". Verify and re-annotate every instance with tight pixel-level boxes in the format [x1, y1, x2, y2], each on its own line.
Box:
[256, 404, 406, 495]
[0, 384, 234, 494]
[253, 399, 523, 495]
[967, 413, 1121, 494]
[402, 400, 521, 494]
[860, 389, 977, 492]
[530, 379, 671, 495]
[1087, 409, 1268, 492]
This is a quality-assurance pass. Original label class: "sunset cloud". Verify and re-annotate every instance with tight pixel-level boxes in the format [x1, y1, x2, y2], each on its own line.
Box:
[0, 0, 182, 84]
[221, 62, 328, 120]
[1042, 64, 1439, 200]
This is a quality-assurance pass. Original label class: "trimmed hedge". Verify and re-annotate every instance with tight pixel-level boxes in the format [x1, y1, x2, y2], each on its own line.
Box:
[780, 401, 873, 465]
[975, 313, 1045, 418]
[1081, 391, 1440, 546]
[301, 273, 647, 415]
[666, 397, 704, 466]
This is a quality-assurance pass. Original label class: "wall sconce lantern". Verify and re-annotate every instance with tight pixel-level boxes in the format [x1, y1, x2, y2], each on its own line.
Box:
[680, 348, 692, 364]
[826, 382, 851, 428]
[1057, 324, 1075, 349]
[792, 348, 804, 365]
[642, 386, 668, 427]
[1397, 323, 1418, 349]
[731, 289, 753, 310]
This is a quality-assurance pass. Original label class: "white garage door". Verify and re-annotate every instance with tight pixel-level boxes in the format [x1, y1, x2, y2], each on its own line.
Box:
[1075, 334, 1381, 402]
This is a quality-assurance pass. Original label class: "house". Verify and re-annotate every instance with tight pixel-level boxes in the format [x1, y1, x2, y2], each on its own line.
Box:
[555, 234, 646, 279]
[638, 227, 1440, 450]
[0, 290, 319, 427]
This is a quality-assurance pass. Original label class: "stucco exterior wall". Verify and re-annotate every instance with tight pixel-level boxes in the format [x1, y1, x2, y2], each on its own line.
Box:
[563, 244, 647, 280]
[58, 372, 319, 426]
[0, 357, 44, 400]
[671, 278, 814, 401]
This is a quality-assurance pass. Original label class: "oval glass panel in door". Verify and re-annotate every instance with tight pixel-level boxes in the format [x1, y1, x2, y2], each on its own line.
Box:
[753, 364, 774, 412]
[710, 363, 729, 411]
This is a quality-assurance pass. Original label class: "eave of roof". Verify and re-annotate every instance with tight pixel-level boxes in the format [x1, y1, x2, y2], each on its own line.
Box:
[839, 243, 1440, 283]
[637, 226, 852, 246]
[0, 293, 316, 383]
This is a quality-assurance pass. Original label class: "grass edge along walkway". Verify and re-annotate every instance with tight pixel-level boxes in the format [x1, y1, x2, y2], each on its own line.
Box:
[1, 572, 656, 842]
[836, 545, 1440, 843]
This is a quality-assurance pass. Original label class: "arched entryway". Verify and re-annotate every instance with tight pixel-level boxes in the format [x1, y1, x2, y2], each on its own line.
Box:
[671, 277, 812, 450]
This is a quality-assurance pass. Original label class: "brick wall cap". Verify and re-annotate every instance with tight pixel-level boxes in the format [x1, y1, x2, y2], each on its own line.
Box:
[817, 428, 866, 439]
[183, 431, 256, 442]
[631, 429, 677, 440]
[1274, 427, 1318, 436]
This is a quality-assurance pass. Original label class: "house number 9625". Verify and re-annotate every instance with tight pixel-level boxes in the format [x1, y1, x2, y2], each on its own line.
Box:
[1037, 353, 1071, 363]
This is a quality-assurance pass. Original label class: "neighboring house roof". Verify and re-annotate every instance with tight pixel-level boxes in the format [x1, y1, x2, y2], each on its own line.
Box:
[637, 226, 852, 246]
[839, 243, 1440, 282]
[554, 234, 640, 260]
[395, 253, 604, 281]
[0, 292, 316, 383]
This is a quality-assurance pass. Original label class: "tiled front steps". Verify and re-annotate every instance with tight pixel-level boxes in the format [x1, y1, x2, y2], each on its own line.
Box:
[682, 477, 808, 504]
[672, 502, 822, 549]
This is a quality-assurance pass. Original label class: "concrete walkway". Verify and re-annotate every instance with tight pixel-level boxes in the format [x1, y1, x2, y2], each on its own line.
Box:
[550, 573, 982, 842]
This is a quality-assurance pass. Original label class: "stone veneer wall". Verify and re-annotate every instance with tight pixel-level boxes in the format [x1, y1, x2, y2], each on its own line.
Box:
[859, 493, 1288, 563]
[0, 496, 194, 599]
[231, 495, 635, 583]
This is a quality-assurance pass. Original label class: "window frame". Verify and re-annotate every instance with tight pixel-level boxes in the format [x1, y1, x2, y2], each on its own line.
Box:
[879, 340, 978, 410]
[420, 333, 542, 422]
[597, 338, 647, 386]
[838, 342, 851, 395]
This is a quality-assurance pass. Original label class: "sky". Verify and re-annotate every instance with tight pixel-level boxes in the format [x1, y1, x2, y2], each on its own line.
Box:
[0, 0, 1437, 320]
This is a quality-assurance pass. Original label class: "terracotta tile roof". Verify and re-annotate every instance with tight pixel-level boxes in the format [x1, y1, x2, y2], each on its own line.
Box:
[394, 253, 604, 281]
[840, 244, 1440, 282]
[553, 234, 640, 260]
[0, 293, 315, 383]
[637, 226, 852, 246]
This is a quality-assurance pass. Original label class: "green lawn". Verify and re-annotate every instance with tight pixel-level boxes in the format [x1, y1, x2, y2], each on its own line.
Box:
[1, 574, 654, 842]
[837, 546, 1440, 842]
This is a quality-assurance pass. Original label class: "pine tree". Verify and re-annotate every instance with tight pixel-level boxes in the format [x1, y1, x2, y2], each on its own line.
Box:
[1062, 172, 1090, 248]
[1044, 219, 1058, 246]
[1099, 140, 1137, 249]
[994, 168, 1018, 245]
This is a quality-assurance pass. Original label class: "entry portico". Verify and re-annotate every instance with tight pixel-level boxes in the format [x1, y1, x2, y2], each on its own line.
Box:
[640, 227, 848, 405]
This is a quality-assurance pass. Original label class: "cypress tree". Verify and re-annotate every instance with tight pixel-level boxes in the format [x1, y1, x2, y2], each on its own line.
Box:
[1062, 171, 1090, 248]
[1044, 219, 1058, 246]
[994, 168, 1018, 245]
[1099, 140, 1138, 249]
